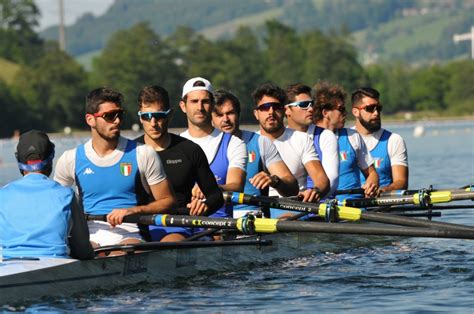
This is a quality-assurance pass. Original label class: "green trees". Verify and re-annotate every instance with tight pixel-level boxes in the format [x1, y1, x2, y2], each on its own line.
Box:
[92, 23, 185, 127]
[11, 44, 88, 131]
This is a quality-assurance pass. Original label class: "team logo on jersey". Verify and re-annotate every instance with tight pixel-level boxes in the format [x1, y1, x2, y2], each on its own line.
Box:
[120, 162, 132, 176]
[339, 151, 348, 162]
[374, 158, 383, 169]
[248, 151, 256, 163]
[83, 168, 94, 175]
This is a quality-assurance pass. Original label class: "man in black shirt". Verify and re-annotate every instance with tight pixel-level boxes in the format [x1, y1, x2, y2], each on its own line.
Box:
[135, 85, 224, 241]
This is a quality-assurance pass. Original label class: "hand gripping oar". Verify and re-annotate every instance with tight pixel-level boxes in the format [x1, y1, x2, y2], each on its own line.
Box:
[221, 192, 474, 232]
[114, 214, 474, 240]
[340, 190, 474, 208]
[335, 185, 473, 197]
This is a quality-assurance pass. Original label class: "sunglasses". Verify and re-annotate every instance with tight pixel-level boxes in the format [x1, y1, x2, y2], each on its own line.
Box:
[93, 109, 124, 123]
[287, 100, 313, 110]
[358, 104, 383, 113]
[256, 102, 285, 111]
[138, 110, 171, 121]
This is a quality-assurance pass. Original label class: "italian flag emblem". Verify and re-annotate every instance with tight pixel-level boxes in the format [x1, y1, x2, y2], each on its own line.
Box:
[248, 151, 256, 163]
[120, 162, 132, 176]
[339, 151, 348, 161]
[374, 158, 382, 169]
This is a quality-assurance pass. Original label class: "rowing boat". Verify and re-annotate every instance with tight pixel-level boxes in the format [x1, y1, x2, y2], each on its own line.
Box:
[0, 231, 390, 305]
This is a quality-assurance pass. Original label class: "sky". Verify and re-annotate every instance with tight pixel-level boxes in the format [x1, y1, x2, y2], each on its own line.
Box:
[35, 0, 114, 30]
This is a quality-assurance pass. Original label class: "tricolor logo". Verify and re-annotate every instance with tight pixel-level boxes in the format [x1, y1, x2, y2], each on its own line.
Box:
[339, 151, 348, 161]
[374, 158, 382, 169]
[248, 151, 256, 163]
[120, 162, 132, 176]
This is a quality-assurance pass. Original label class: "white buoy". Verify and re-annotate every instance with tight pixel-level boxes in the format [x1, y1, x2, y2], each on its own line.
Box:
[413, 125, 425, 138]
[64, 126, 72, 136]
[131, 123, 140, 132]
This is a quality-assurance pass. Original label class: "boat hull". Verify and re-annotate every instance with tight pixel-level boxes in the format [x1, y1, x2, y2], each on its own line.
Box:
[0, 232, 391, 305]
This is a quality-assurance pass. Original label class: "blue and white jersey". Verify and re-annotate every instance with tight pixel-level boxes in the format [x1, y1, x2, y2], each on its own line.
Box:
[361, 130, 392, 187]
[0, 173, 72, 258]
[336, 128, 362, 201]
[75, 139, 141, 215]
[307, 125, 324, 189]
[209, 132, 233, 217]
[181, 128, 247, 218]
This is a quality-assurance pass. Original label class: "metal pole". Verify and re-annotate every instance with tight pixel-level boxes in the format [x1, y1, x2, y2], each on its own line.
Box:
[59, 0, 66, 51]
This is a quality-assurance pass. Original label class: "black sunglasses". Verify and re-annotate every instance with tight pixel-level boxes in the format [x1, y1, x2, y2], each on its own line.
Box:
[138, 110, 171, 121]
[93, 109, 125, 123]
[359, 104, 383, 113]
[287, 100, 313, 109]
[256, 102, 285, 111]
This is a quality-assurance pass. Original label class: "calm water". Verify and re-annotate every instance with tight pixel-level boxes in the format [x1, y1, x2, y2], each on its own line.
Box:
[1, 120, 473, 312]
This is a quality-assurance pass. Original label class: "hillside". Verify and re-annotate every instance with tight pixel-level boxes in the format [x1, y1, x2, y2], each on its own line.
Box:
[0, 58, 21, 85]
[39, 0, 474, 66]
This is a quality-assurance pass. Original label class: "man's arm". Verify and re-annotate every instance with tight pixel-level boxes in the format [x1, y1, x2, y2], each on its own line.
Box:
[361, 165, 379, 197]
[380, 165, 408, 192]
[190, 144, 224, 215]
[303, 160, 330, 202]
[220, 167, 246, 192]
[68, 195, 94, 260]
[382, 133, 409, 192]
[53, 149, 76, 186]
[249, 161, 299, 197]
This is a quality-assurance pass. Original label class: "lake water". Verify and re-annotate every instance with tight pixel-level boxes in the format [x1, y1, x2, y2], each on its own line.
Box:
[1, 120, 473, 311]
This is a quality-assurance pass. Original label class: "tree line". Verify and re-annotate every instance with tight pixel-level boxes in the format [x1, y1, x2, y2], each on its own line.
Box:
[1, 1, 473, 138]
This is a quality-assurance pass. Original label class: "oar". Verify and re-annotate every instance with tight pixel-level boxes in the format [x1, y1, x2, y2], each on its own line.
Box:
[222, 192, 474, 232]
[340, 190, 474, 208]
[126, 214, 474, 240]
[335, 185, 472, 197]
[386, 204, 474, 212]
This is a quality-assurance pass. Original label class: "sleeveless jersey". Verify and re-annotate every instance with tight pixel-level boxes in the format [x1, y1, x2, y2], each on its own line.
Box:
[209, 133, 233, 218]
[307, 126, 324, 189]
[361, 130, 392, 187]
[75, 139, 141, 215]
[233, 131, 264, 217]
[0, 174, 72, 258]
[336, 128, 362, 201]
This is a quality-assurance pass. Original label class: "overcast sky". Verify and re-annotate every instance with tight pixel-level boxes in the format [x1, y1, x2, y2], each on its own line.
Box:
[35, 0, 114, 30]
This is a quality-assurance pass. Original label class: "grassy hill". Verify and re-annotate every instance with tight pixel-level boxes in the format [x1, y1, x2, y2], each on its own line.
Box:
[46, 0, 474, 68]
[0, 58, 21, 85]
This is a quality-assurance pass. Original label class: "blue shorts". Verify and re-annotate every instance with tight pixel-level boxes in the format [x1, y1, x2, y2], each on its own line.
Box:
[148, 226, 194, 241]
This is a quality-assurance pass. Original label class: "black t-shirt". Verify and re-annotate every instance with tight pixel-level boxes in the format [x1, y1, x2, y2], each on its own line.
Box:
[135, 133, 224, 215]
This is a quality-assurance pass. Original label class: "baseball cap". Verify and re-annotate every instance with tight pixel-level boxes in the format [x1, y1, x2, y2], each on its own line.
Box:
[181, 77, 214, 98]
[16, 130, 55, 172]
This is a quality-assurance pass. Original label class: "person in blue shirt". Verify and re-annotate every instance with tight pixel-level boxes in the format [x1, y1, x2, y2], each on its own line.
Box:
[351, 87, 409, 192]
[211, 89, 299, 218]
[0, 130, 94, 260]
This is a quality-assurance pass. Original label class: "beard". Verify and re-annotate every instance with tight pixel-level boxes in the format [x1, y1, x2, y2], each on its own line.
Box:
[359, 117, 381, 133]
[262, 119, 284, 134]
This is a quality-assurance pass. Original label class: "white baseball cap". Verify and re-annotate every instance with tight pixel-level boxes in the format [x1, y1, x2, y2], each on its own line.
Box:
[181, 77, 214, 98]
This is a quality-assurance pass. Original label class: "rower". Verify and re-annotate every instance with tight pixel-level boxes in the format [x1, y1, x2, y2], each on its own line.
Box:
[211, 89, 299, 218]
[252, 83, 330, 218]
[179, 77, 247, 218]
[351, 87, 409, 192]
[54, 87, 177, 248]
[285, 83, 339, 197]
[313, 82, 379, 199]
[135, 85, 224, 241]
[0, 130, 93, 260]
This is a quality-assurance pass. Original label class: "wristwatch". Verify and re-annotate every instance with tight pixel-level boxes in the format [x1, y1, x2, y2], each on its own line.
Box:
[270, 175, 281, 188]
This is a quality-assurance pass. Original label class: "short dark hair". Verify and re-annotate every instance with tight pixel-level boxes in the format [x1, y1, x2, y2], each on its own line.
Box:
[351, 87, 380, 107]
[182, 80, 214, 103]
[252, 83, 286, 106]
[86, 87, 123, 114]
[313, 82, 346, 121]
[138, 85, 170, 110]
[213, 89, 241, 115]
[286, 83, 312, 103]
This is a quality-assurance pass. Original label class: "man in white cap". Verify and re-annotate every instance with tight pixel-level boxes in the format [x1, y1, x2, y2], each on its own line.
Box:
[179, 77, 247, 218]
